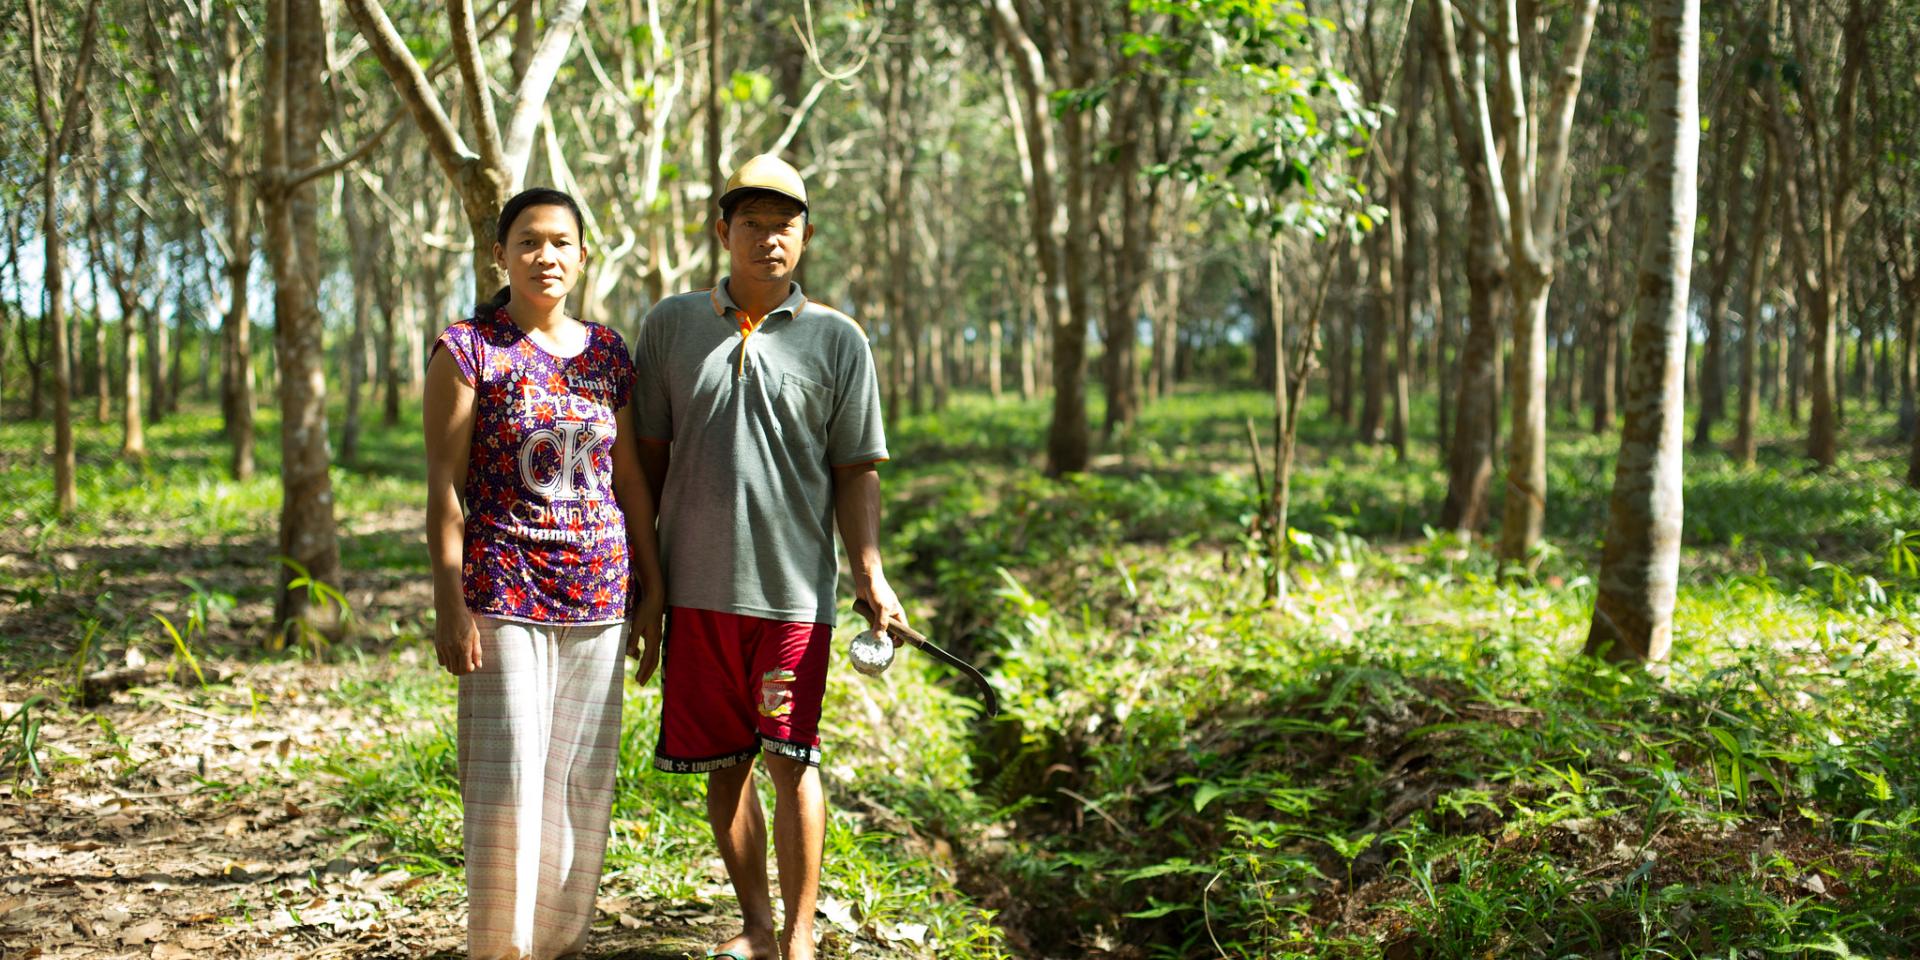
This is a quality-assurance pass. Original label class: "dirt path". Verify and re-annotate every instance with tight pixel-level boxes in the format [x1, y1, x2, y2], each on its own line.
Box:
[0, 655, 721, 960]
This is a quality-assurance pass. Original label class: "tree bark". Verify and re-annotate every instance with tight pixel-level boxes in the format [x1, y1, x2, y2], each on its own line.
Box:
[1587, 0, 1698, 666]
[988, 0, 1086, 474]
[1359, 227, 1391, 443]
[87, 229, 109, 424]
[340, 184, 373, 466]
[1734, 142, 1776, 468]
[219, 1, 256, 479]
[25, 0, 100, 517]
[96, 151, 151, 460]
[1431, 3, 1505, 535]
[264, 0, 342, 633]
[1100, 64, 1162, 440]
[1496, 0, 1603, 563]
[704, 0, 723, 285]
[1769, 0, 1873, 469]
[1691, 111, 1752, 453]
[1392, 31, 1428, 463]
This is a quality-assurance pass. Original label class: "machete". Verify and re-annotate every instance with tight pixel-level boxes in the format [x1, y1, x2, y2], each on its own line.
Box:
[853, 599, 999, 717]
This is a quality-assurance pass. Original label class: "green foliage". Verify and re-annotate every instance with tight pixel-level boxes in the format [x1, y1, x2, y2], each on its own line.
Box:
[5, 389, 1915, 956]
[1127, 0, 1385, 239]
[874, 392, 1920, 958]
[328, 630, 1011, 957]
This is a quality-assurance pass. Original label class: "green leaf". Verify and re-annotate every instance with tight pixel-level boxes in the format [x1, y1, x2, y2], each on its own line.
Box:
[1194, 782, 1230, 812]
[1122, 898, 1195, 919]
[1118, 858, 1207, 883]
[1858, 769, 1892, 803]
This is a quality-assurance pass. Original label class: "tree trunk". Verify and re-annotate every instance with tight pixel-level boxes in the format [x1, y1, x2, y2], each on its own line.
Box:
[1734, 143, 1776, 468]
[166, 277, 185, 416]
[1493, 0, 1602, 562]
[988, 265, 1005, 402]
[1431, 3, 1506, 535]
[220, 3, 256, 480]
[1392, 38, 1427, 463]
[1359, 232, 1390, 443]
[26, 0, 98, 516]
[1155, 266, 1183, 400]
[380, 267, 402, 427]
[88, 245, 109, 424]
[0, 210, 16, 420]
[1899, 288, 1916, 441]
[265, 0, 342, 633]
[1592, 299, 1619, 432]
[1587, 0, 1698, 665]
[1499, 265, 1551, 559]
[146, 284, 169, 425]
[1690, 113, 1751, 453]
[1787, 301, 1803, 423]
[120, 295, 145, 459]
[340, 185, 372, 466]
[1048, 0, 1096, 474]
[1100, 74, 1158, 440]
[704, 0, 723, 285]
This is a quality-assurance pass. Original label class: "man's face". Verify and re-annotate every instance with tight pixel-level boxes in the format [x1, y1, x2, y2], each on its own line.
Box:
[719, 197, 812, 285]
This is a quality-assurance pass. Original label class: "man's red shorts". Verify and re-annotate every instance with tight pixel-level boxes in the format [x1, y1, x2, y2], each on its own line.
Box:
[652, 606, 832, 773]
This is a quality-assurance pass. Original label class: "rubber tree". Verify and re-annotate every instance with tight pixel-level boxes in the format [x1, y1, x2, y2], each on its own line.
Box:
[25, 0, 101, 518]
[343, 0, 590, 301]
[1587, 0, 1701, 665]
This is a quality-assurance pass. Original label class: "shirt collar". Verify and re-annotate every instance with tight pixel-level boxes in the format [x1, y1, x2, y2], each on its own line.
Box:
[711, 278, 808, 321]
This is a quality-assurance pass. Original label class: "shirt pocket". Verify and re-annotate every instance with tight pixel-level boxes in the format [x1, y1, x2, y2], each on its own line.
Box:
[775, 371, 832, 442]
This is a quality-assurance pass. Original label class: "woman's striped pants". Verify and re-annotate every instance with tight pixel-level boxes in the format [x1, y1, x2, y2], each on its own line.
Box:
[458, 616, 626, 960]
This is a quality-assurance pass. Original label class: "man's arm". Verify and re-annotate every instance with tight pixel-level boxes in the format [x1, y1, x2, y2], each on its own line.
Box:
[638, 441, 670, 507]
[833, 461, 905, 641]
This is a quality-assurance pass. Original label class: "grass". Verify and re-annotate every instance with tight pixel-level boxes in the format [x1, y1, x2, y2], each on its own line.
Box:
[873, 389, 1920, 958]
[2, 382, 1917, 958]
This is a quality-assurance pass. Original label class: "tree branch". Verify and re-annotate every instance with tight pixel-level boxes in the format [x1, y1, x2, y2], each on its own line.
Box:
[1445, 0, 1495, 38]
[448, 0, 506, 173]
[341, 0, 476, 183]
[499, 0, 588, 190]
[287, 114, 401, 189]
[1529, 0, 1602, 242]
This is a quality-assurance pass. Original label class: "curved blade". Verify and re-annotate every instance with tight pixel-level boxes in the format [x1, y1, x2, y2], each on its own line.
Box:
[853, 600, 999, 716]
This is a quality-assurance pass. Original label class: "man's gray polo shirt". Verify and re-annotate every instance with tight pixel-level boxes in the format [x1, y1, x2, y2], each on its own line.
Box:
[634, 279, 888, 625]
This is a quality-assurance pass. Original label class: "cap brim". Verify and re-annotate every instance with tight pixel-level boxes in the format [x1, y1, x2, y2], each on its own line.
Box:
[718, 186, 808, 212]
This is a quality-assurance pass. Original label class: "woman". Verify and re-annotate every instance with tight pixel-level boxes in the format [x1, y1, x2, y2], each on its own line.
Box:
[423, 186, 665, 960]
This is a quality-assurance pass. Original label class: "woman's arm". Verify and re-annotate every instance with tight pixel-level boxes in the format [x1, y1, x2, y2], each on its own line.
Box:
[611, 406, 667, 681]
[423, 349, 481, 675]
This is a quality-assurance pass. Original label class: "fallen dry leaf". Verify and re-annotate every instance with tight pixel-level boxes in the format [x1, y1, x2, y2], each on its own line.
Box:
[120, 918, 167, 945]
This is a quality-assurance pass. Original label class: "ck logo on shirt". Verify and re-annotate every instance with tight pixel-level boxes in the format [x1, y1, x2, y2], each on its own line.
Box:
[518, 421, 612, 500]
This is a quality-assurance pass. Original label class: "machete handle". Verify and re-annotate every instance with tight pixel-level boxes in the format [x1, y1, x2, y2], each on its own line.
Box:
[852, 598, 926, 644]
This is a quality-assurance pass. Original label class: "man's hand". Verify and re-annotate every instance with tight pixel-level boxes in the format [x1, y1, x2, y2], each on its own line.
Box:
[434, 606, 482, 676]
[628, 588, 665, 684]
[855, 572, 907, 648]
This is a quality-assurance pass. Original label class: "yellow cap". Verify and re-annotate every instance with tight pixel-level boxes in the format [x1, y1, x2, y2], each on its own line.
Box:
[719, 154, 808, 213]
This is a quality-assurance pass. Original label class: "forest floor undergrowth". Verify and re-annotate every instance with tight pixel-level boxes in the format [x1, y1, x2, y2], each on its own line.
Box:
[2, 391, 1918, 959]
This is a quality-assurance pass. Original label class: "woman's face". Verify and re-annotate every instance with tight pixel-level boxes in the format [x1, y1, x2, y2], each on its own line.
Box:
[493, 204, 586, 307]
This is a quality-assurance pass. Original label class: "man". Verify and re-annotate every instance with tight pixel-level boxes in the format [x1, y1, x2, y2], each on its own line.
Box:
[633, 153, 904, 960]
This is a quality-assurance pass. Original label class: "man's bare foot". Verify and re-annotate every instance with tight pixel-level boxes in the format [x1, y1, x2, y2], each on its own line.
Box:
[708, 926, 777, 960]
[780, 923, 817, 960]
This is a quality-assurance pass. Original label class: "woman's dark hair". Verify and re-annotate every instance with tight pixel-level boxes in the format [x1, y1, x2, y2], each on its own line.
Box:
[474, 187, 587, 317]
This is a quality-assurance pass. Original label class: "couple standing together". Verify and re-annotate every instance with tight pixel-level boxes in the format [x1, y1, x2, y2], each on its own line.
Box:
[422, 154, 901, 960]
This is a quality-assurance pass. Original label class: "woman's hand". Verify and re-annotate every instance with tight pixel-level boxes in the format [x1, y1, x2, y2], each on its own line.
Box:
[434, 605, 483, 676]
[628, 589, 665, 684]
